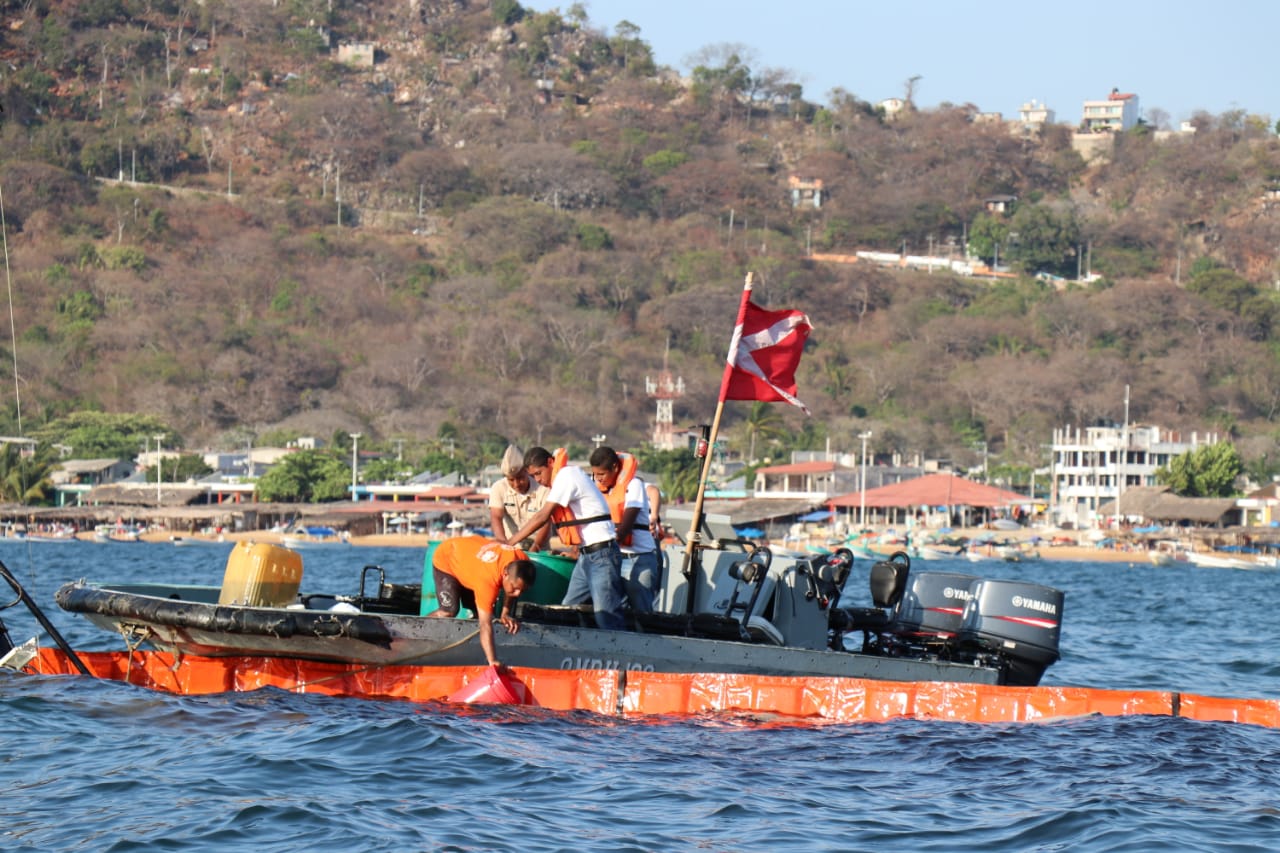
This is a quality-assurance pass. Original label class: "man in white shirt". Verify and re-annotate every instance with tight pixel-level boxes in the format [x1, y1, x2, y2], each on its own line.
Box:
[505, 446, 627, 630]
[589, 446, 659, 613]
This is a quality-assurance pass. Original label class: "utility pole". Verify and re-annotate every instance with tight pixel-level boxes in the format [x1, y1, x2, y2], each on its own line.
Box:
[349, 433, 362, 500]
[858, 431, 872, 529]
[153, 434, 165, 505]
[1117, 385, 1130, 528]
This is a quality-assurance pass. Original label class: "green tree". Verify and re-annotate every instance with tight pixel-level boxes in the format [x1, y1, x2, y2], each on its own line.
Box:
[362, 456, 414, 483]
[491, 0, 524, 25]
[31, 412, 172, 459]
[1188, 264, 1257, 314]
[741, 401, 787, 462]
[966, 213, 1009, 265]
[610, 20, 655, 75]
[148, 454, 213, 483]
[635, 447, 701, 502]
[255, 450, 352, 502]
[641, 149, 689, 176]
[1155, 443, 1243, 498]
[1006, 203, 1080, 276]
[689, 47, 752, 113]
[0, 444, 53, 504]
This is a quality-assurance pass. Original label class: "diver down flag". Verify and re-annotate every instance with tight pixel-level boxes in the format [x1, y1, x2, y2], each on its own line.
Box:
[720, 297, 812, 413]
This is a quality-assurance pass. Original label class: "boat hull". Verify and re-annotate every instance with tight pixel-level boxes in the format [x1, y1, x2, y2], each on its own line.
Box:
[56, 582, 1002, 685]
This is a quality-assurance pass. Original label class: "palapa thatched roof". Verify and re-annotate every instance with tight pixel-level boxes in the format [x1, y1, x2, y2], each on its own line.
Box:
[1097, 485, 1239, 525]
[82, 482, 206, 507]
[699, 497, 823, 526]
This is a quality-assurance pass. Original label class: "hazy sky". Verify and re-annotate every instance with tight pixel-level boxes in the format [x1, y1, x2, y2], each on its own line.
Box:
[528, 0, 1274, 126]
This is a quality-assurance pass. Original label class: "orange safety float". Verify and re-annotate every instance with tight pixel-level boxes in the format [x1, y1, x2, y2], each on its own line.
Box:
[24, 648, 1280, 728]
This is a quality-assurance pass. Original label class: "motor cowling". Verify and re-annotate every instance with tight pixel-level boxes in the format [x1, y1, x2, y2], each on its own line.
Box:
[956, 579, 1064, 686]
[889, 572, 979, 639]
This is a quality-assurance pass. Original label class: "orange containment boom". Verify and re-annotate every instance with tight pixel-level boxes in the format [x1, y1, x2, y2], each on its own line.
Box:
[25, 648, 1280, 728]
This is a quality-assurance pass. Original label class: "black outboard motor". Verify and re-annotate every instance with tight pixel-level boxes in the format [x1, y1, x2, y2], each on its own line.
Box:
[888, 571, 979, 645]
[956, 579, 1064, 686]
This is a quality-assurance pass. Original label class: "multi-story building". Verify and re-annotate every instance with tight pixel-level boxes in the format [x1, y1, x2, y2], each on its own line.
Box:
[1049, 423, 1218, 528]
[1018, 99, 1055, 130]
[1081, 88, 1140, 132]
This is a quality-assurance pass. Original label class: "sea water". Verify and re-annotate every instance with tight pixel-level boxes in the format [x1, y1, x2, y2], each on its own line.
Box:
[2, 541, 1279, 851]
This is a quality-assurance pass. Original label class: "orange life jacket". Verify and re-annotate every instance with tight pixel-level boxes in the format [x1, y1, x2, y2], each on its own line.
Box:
[603, 452, 639, 547]
[548, 447, 584, 547]
[548, 447, 614, 547]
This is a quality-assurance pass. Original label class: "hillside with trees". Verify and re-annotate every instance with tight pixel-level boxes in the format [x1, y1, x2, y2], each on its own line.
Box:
[2, 0, 1280, 490]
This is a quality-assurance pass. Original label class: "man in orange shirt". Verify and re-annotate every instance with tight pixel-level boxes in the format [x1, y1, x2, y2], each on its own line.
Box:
[426, 535, 537, 669]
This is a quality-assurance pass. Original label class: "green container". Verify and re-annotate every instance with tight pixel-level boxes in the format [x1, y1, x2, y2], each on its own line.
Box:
[419, 543, 575, 616]
[419, 541, 441, 616]
[525, 551, 574, 605]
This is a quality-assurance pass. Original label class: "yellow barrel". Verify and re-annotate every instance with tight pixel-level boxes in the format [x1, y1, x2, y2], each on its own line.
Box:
[218, 541, 303, 606]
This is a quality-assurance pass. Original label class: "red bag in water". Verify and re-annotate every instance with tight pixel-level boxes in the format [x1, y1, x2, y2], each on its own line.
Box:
[446, 666, 523, 705]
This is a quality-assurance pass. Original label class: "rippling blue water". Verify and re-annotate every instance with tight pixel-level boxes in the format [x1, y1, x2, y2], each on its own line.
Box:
[2, 542, 1279, 851]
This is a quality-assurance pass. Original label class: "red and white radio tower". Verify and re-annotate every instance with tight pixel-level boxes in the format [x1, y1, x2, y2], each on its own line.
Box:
[645, 342, 685, 450]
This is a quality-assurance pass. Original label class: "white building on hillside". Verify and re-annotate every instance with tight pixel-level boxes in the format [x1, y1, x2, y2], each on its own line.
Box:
[1081, 88, 1140, 132]
[1018, 99, 1055, 130]
[1050, 423, 1219, 529]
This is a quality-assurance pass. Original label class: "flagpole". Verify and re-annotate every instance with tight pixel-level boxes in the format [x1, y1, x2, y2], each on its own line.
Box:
[678, 273, 754, 607]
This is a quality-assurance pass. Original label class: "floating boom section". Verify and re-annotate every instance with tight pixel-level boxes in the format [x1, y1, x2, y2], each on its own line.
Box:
[25, 648, 1280, 729]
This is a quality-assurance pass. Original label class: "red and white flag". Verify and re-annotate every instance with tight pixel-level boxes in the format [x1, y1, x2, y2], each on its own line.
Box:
[719, 278, 812, 413]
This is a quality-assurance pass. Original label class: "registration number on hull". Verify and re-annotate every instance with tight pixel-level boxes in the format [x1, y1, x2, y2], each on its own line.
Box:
[559, 657, 655, 672]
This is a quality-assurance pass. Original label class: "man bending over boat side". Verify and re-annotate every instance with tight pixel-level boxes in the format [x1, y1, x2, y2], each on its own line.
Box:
[425, 535, 537, 669]
[503, 446, 627, 631]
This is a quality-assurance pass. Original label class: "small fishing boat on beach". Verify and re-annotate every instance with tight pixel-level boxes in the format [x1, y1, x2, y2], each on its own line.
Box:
[280, 525, 347, 549]
[1186, 549, 1269, 571]
[996, 541, 1041, 563]
[94, 524, 142, 543]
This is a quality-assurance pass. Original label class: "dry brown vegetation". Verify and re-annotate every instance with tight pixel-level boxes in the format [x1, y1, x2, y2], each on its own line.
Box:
[1, 0, 1280, 477]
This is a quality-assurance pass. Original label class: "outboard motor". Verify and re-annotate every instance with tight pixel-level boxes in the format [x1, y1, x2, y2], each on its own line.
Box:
[884, 571, 979, 655]
[829, 551, 911, 651]
[956, 579, 1064, 686]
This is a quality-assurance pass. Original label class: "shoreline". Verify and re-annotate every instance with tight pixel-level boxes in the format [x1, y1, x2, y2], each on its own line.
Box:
[95, 529, 1145, 562]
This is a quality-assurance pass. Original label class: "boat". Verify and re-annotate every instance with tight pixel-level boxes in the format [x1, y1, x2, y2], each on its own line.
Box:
[1146, 540, 1187, 567]
[48, 535, 1065, 689]
[907, 544, 957, 561]
[280, 525, 347, 548]
[1186, 550, 1265, 571]
[6, 532, 78, 544]
[94, 523, 142, 543]
[995, 542, 1041, 563]
[169, 534, 228, 546]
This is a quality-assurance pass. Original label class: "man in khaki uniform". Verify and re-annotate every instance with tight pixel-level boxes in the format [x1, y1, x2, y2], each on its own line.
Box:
[488, 444, 551, 552]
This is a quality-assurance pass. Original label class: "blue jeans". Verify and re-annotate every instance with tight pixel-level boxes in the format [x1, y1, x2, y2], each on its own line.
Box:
[620, 551, 660, 613]
[562, 541, 627, 630]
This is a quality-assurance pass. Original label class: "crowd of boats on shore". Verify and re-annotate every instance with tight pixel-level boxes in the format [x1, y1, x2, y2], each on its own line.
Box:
[3, 518, 1276, 571]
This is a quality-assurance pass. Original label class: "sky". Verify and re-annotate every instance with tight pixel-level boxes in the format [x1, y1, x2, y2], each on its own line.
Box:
[526, 0, 1276, 126]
